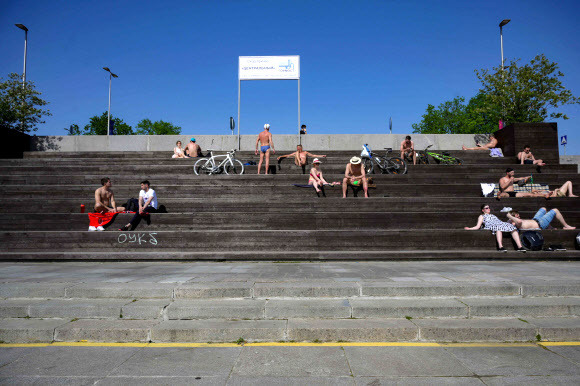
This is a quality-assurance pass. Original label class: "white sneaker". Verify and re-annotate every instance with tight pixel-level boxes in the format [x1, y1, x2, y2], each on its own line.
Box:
[96, 226, 105, 231]
[500, 207, 513, 213]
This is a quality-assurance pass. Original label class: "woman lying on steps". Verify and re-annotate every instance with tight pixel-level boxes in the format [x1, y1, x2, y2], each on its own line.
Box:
[464, 204, 527, 253]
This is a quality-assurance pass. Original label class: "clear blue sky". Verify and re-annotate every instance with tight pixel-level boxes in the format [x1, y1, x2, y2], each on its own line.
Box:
[1, 0, 579, 154]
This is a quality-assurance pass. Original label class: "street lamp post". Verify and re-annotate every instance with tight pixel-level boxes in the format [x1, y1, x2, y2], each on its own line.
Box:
[499, 19, 510, 71]
[15, 24, 28, 131]
[102, 67, 118, 136]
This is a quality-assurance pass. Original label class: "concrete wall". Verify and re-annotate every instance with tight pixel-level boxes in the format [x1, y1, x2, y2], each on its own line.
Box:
[560, 155, 580, 172]
[30, 134, 479, 152]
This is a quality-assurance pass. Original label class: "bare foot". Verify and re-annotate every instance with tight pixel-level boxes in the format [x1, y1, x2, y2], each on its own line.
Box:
[462, 145, 467, 150]
[563, 225, 576, 230]
[571, 194, 579, 197]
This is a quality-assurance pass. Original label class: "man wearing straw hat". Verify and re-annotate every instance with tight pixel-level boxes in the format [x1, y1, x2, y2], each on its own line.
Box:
[342, 156, 368, 198]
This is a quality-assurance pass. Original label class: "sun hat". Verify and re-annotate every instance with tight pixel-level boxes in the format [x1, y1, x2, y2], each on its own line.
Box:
[350, 156, 362, 164]
[264, 124, 270, 129]
[313, 158, 322, 164]
[190, 138, 196, 142]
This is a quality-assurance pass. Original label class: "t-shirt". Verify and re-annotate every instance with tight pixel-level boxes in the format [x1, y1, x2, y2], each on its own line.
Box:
[139, 188, 158, 209]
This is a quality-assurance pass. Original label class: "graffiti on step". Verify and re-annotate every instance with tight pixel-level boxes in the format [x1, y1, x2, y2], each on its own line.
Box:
[117, 232, 158, 245]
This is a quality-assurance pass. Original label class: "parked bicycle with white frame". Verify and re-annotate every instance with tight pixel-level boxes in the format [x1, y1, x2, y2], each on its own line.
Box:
[193, 149, 244, 175]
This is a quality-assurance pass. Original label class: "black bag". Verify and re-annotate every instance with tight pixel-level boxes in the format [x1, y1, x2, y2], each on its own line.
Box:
[576, 233, 580, 250]
[124, 198, 139, 212]
[521, 231, 544, 251]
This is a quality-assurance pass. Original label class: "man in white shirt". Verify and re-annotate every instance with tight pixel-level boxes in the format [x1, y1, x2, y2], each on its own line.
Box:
[119, 180, 159, 231]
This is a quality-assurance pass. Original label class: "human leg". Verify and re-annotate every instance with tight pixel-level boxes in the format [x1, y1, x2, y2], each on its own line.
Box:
[362, 177, 369, 198]
[264, 149, 271, 174]
[342, 178, 349, 198]
[257, 152, 265, 174]
[309, 180, 321, 193]
[495, 231, 504, 248]
[510, 230, 524, 248]
[559, 181, 577, 197]
[551, 208, 575, 229]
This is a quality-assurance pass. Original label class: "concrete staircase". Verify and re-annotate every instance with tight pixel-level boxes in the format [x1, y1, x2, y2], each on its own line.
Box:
[1, 279, 579, 343]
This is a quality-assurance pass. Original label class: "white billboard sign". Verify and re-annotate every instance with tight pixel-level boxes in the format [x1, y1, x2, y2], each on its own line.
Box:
[239, 56, 300, 80]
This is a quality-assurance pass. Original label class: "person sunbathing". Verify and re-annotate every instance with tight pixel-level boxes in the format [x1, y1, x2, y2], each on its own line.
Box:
[464, 204, 526, 252]
[547, 181, 578, 198]
[506, 208, 575, 230]
[462, 133, 498, 151]
[172, 141, 186, 158]
[278, 145, 326, 173]
[517, 145, 545, 166]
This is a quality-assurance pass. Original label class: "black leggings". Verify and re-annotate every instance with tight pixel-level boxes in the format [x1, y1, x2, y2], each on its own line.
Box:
[129, 207, 159, 227]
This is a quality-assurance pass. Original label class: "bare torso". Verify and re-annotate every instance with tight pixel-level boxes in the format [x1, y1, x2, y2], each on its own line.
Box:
[517, 219, 541, 229]
[518, 152, 534, 160]
[400, 140, 414, 153]
[185, 143, 201, 157]
[499, 176, 514, 192]
[346, 164, 364, 179]
[258, 131, 271, 146]
[95, 187, 113, 210]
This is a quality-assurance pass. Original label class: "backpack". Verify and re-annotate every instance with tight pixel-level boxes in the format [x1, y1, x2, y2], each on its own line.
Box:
[521, 231, 544, 251]
[124, 198, 139, 212]
[576, 233, 580, 250]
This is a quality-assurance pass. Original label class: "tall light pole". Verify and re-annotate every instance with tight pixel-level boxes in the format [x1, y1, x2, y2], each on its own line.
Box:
[102, 67, 118, 136]
[499, 19, 510, 71]
[15, 24, 28, 131]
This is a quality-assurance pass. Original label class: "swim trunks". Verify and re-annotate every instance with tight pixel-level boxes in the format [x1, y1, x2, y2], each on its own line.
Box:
[261, 145, 270, 153]
[507, 191, 516, 197]
[524, 160, 533, 164]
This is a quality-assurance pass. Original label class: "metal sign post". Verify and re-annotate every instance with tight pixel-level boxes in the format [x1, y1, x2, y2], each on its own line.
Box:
[237, 56, 301, 150]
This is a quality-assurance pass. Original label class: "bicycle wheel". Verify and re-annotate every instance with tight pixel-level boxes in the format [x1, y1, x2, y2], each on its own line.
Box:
[384, 157, 407, 174]
[363, 158, 374, 174]
[417, 153, 429, 164]
[225, 159, 245, 175]
[193, 158, 212, 175]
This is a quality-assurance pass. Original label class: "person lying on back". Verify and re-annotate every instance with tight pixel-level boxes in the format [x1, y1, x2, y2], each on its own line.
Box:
[506, 208, 575, 230]
[462, 133, 498, 151]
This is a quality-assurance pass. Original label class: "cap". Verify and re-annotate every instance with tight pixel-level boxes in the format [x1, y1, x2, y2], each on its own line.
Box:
[350, 156, 362, 165]
[264, 124, 270, 129]
[190, 138, 196, 142]
[313, 158, 322, 164]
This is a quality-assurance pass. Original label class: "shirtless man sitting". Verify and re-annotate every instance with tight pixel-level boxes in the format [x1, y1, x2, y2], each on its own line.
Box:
[497, 168, 548, 199]
[277, 145, 326, 173]
[94, 177, 125, 213]
[517, 145, 545, 166]
[255, 123, 275, 174]
[506, 208, 575, 230]
[462, 133, 498, 151]
[184, 138, 203, 158]
[342, 156, 368, 198]
[400, 135, 416, 165]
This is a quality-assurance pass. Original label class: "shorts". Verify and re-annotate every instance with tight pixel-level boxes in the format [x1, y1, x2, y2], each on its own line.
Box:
[533, 208, 556, 229]
[505, 191, 516, 198]
[524, 160, 533, 164]
[261, 145, 270, 153]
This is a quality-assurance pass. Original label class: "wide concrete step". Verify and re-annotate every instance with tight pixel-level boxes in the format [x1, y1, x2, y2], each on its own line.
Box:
[5, 280, 579, 300]
[1, 230, 578, 253]
[1, 197, 578, 213]
[2, 296, 579, 320]
[1, 249, 580, 261]
[1, 316, 578, 343]
[2, 211, 579, 231]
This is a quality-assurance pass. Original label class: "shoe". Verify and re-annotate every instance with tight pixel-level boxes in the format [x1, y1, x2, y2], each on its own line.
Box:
[516, 247, 527, 253]
[88, 226, 97, 231]
[551, 244, 566, 251]
[497, 247, 507, 252]
[118, 225, 129, 231]
[543, 246, 554, 252]
[500, 207, 513, 213]
[96, 226, 105, 231]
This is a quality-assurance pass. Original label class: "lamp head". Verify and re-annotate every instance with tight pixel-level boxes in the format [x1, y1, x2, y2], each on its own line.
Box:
[103, 67, 111, 72]
[15, 24, 28, 31]
[499, 19, 511, 27]
[111, 73, 118, 78]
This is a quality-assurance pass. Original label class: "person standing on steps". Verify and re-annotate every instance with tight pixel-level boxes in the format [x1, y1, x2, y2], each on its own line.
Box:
[464, 204, 526, 252]
[342, 156, 369, 198]
[119, 180, 159, 231]
[255, 123, 275, 174]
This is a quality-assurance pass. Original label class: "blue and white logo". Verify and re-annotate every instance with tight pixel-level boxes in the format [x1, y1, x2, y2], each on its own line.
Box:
[279, 60, 294, 71]
[561, 135, 567, 145]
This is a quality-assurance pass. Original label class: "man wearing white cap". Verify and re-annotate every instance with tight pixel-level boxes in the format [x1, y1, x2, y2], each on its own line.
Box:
[255, 124, 275, 174]
[342, 156, 368, 198]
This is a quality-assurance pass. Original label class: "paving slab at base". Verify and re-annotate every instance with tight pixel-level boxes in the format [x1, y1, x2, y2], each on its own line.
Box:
[54, 319, 160, 342]
[413, 318, 537, 342]
[0, 318, 69, 343]
[287, 318, 419, 342]
[527, 317, 580, 341]
[150, 319, 287, 342]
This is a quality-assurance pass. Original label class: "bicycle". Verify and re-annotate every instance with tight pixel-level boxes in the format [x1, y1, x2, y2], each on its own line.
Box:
[360, 144, 407, 174]
[193, 149, 245, 175]
[416, 145, 463, 165]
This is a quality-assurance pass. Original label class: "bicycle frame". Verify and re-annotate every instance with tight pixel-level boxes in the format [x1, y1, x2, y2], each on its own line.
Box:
[201, 150, 237, 174]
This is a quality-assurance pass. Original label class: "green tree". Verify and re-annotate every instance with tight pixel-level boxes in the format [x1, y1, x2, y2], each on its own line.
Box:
[475, 54, 580, 123]
[0, 72, 51, 133]
[82, 112, 133, 135]
[412, 94, 496, 134]
[135, 119, 182, 135]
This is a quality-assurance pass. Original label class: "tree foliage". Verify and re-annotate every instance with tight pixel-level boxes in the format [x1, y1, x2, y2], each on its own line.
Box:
[475, 54, 580, 123]
[82, 112, 134, 135]
[0, 72, 51, 133]
[413, 54, 579, 134]
[135, 119, 182, 135]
